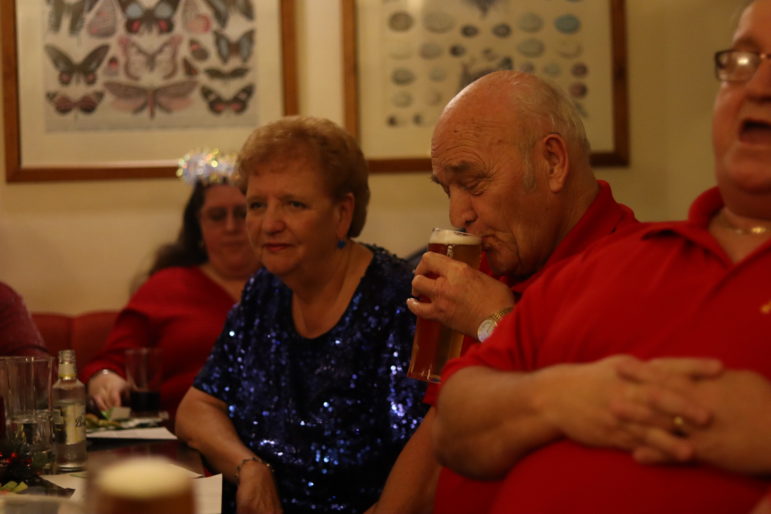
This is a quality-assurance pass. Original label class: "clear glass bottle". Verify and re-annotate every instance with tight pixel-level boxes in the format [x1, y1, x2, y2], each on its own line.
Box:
[52, 349, 87, 471]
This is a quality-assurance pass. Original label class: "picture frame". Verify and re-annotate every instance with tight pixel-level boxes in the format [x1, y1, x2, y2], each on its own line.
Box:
[1, 0, 298, 182]
[342, 0, 629, 172]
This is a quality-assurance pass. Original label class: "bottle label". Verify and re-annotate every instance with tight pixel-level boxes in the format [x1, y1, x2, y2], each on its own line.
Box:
[55, 403, 86, 445]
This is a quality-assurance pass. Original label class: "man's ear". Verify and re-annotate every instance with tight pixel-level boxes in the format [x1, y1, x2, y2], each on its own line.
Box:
[540, 134, 570, 193]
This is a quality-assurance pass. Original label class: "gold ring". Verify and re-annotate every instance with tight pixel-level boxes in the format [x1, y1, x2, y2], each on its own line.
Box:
[672, 415, 687, 436]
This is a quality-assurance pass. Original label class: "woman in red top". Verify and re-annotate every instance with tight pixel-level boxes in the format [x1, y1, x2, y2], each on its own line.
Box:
[82, 152, 260, 420]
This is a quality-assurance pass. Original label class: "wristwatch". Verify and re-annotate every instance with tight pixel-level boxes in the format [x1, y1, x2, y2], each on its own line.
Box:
[476, 307, 513, 342]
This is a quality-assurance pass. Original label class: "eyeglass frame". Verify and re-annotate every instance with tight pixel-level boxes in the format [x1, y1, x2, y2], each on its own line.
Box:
[714, 49, 771, 82]
[198, 205, 248, 226]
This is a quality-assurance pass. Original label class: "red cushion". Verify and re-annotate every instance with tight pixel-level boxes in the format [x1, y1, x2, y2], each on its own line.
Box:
[32, 311, 117, 365]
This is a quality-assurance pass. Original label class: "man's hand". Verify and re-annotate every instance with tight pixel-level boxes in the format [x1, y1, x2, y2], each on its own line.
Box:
[618, 361, 771, 474]
[236, 460, 283, 514]
[87, 371, 129, 412]
[407, 252, 514, 338]
[536, 356, 715, 461]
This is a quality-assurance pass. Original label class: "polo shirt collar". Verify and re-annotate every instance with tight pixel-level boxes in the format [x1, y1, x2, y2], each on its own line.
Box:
[638, 187, 736, 262]
[510, 180, 634, 295]
[640, 187, 722, 243]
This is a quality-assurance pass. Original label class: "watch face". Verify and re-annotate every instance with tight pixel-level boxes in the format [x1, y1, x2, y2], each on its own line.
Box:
[477, 319, 496, 342]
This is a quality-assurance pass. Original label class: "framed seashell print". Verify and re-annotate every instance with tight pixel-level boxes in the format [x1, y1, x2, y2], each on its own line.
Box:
[342, 0, 629, 172]
[0, 0, 298, 182]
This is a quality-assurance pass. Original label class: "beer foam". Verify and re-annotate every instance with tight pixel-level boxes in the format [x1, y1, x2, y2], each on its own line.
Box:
[96, 457, 192, 499]
[429, 229, 481, 245]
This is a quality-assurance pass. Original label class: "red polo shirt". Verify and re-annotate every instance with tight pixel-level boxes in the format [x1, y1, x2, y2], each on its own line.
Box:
[430, 181, 637, 514]
[440, 187, 771, 514]
[424, 180, 637, 405]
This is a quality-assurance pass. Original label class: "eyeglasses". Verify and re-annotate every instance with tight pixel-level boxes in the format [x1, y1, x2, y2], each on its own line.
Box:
[200, 205, 247, 225]
[714, 49, 771, 82]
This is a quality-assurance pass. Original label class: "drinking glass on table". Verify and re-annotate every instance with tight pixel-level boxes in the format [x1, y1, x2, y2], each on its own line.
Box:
[124, 349, 162, 417]
[407, 228, 482, 383]
[1, 356, 56, 472]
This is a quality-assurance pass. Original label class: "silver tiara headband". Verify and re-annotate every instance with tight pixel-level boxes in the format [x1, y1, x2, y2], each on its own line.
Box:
[176, 149, 239, 186]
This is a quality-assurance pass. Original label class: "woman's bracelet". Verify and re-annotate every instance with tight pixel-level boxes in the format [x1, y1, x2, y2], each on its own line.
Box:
[234, 455, 272, 484]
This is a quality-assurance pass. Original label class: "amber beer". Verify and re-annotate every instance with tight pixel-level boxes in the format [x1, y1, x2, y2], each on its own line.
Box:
[408, 228, 482, 382]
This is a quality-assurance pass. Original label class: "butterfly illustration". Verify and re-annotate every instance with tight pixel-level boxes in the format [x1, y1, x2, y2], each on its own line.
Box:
[104, 80, 198, 118]
[86, 0, 118, 38]
[203, 0, 253, 28]
[213, 29, 254, 64]
[47, 0, 98, 35]
[104, 56, 120, 77]
[119, 35, 181, 81]
[189, 39, 210, 61]
[46, 91, 105, 115]
[183, 57, 199, 77]
[182, 0, 211, 34]
[117, 0, 181, 34]
[203, 67, 249, 81]
[200, 84, 253, 114]
[44, 44, 110, 86]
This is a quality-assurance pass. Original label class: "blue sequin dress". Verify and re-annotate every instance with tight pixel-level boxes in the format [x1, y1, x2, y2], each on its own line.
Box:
[193, 245, 427, 513]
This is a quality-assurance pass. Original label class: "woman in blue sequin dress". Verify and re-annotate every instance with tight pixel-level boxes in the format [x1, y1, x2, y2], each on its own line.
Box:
[176, 116, 427, 514]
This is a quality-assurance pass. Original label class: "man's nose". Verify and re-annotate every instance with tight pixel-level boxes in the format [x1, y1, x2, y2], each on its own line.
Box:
[448, 190, 476, 229]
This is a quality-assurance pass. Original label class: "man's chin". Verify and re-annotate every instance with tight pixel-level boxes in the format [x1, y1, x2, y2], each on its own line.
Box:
[487, 255, 534, 281]
[485, 254, 513, 277]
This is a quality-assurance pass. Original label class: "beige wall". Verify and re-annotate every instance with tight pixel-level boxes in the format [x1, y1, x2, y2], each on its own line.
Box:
[0, 0, 740, 314]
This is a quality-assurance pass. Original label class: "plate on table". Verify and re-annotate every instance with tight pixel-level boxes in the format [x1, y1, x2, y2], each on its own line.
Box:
[85, 412, 169, 434]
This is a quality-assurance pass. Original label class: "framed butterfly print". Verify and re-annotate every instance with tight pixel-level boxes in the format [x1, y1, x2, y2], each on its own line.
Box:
[342, 0, 629, 172]
[1, 0, 298, 182]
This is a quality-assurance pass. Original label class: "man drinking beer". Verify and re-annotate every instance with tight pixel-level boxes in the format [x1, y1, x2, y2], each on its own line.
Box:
[369, 71, 638, 513]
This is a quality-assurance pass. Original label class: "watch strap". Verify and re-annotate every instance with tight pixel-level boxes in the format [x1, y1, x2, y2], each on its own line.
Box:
[477, 306, 514, 342]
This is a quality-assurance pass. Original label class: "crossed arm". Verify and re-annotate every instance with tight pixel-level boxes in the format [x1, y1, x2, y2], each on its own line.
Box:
[434, 356, 725, 479]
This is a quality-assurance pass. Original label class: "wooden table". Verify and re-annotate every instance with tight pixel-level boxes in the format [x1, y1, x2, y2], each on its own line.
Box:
[86, 438, 207, 476]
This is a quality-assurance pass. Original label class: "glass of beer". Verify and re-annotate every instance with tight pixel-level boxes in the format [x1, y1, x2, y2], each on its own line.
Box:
[125, 348, 162, 417]
[407, 228, 482, 383]
[87, 456, 195, 514]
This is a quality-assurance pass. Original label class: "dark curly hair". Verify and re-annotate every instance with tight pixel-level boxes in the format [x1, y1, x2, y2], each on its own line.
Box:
[147, 181, 210, 276]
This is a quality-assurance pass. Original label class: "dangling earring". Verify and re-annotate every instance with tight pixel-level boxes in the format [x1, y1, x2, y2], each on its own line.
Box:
[337, 239, 347, 249]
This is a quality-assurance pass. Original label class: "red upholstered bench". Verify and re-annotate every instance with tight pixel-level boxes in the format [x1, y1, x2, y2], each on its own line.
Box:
[31, 311, 118, 367]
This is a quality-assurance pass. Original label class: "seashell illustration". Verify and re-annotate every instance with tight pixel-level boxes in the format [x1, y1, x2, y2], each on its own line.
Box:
[429, 67, 447, 81]
[450, 44, 467, 57]
[555, 14, 581, 34]
[463, 0, 501, 17]
[517, 12, 543, 33]
[570, 82, 588, 99]
[423, 11, 455, 33]
[392, 67, 416, 85]
[571, 62, 588, 78]
[391, 90, 413, 108]
[517, 38, 545, 58]
[419, 42, 443, 59]
[388, 11, 414, 32]
[461, 24, 479, 37]
[492, 23, 512, 38]
[542, 62, 562, 77]
[556, 39, 582, 58]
